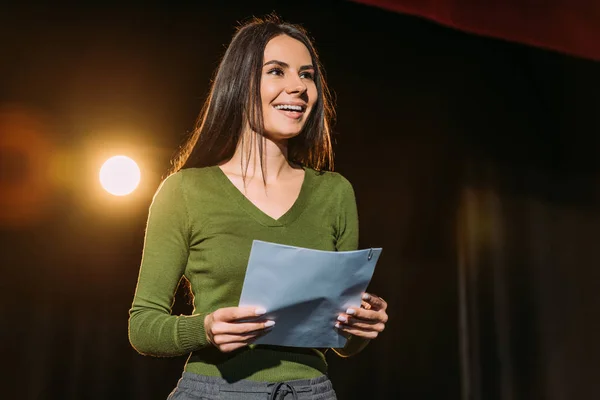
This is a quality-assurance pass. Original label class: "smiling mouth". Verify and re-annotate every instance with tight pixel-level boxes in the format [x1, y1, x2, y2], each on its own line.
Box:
[272, 104, 306, 119]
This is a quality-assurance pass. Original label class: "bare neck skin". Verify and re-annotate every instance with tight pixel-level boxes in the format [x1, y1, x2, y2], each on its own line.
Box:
[219, 130, 300, 186]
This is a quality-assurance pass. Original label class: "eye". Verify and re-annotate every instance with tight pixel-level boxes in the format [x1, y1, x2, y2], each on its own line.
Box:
[300, 71, 314, 80]
[267, 67, 284, 76]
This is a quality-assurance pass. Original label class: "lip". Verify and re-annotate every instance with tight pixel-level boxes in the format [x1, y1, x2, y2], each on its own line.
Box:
[272, 102, 307, 112]
[272, 105, 305, 120]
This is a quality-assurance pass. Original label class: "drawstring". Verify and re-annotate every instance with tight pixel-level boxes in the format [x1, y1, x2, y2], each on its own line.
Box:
[268, 381, 299, 400]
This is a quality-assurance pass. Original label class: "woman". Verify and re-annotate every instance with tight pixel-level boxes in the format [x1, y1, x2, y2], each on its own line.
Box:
[128, 15, 389, 400]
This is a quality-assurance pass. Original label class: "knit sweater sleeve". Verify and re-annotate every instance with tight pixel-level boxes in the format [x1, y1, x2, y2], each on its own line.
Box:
[128, 172, 208, 357]
[333, 175, 371, 357]
[335, 176, 359, 252]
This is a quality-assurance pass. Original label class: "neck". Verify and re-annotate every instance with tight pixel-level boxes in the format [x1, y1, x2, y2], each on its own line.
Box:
[221, 131, 293, 183]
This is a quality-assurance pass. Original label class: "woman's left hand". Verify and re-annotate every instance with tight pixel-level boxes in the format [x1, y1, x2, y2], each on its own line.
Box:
[335, 292, 388, 339]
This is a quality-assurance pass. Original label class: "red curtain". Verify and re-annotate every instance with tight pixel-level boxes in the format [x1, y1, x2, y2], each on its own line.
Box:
[351, 0, 600, 61]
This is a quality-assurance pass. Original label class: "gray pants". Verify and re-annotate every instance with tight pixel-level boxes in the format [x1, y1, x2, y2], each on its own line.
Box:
[167, 372, 337, 400]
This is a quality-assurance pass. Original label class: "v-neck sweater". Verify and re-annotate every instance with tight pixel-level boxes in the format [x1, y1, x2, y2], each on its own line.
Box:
[128, 165, 359, 382]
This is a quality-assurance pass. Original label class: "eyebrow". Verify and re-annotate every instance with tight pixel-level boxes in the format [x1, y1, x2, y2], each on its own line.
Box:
[263, 60, 314, 72]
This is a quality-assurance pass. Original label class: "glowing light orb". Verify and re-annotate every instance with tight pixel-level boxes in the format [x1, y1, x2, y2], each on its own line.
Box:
[99, 155, 141, 196]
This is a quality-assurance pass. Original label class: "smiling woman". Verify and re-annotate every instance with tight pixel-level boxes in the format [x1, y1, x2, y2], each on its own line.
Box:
[260, 35, 317, 138]
[128, 14, 388, 400]
[169, 15, 335, 176]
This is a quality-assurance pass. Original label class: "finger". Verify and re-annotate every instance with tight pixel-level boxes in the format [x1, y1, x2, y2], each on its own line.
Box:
[337, 318, 385, 332]
[341, 307, 388, 324]
[213, 306, 267, 322]
[335, 323, 380, 340]
[217, 342, 252, 353]
[211, 330, 268, 346]
[211, 320, 275, 335]
[362, 293, 387, 311]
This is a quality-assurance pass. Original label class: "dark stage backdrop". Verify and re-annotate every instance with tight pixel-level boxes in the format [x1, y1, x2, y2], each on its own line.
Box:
[1, 1, 599, 400]
[352, 0, 600, 62]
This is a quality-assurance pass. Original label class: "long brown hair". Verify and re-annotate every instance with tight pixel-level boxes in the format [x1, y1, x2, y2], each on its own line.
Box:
[170, 14, 335, 175]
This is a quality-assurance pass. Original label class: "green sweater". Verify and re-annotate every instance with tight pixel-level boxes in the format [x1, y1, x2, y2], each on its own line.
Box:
[128, 165, 359, 382]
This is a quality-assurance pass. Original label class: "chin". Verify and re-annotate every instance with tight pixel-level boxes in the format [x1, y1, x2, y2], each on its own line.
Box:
[263, 121, 305, 139]
[264, 129, 303, 142]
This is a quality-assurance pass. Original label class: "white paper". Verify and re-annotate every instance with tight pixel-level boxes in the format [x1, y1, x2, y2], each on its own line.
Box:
[238, 240, 381, 348]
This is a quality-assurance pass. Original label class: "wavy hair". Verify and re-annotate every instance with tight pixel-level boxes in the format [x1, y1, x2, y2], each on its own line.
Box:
[170, 14, 335, 175]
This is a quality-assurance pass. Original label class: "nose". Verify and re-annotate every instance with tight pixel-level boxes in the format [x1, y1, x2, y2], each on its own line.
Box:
[285, 75, 307, 95]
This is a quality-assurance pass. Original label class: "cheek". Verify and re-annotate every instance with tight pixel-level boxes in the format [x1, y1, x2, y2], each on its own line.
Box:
[308, 85, 319, 107]
[261, 81, 281, 105]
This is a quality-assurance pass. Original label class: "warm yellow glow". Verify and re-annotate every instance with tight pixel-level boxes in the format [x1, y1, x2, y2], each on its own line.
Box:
[99, 156, 141, 196]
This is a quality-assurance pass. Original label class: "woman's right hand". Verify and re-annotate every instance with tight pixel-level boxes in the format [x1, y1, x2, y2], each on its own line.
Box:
[204, 307, 274, 353]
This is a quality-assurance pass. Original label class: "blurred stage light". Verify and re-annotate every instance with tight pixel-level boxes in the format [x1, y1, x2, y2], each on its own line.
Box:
[99, 155, 141, 196]
[0, 104, 53, 228]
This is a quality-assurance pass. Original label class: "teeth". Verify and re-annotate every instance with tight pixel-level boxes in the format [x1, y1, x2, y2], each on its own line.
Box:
[274, 104, 303, 111]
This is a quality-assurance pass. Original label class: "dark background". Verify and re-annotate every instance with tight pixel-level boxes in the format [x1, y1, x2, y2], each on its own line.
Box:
[1, 1, 599, 399]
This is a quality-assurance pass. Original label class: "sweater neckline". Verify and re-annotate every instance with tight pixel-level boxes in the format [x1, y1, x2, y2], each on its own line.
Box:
[210, 165, 314, 227]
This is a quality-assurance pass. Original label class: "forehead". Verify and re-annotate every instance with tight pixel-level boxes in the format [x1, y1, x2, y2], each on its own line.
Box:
[263, 35, 312, 64]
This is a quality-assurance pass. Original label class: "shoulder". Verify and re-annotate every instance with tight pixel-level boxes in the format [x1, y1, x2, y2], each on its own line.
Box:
[153, 167, 217, 203]
[160, 167, 216, 190]
[174, 167, 215, 183]
[306, 168, 354, 191]
[305, 168, 355, 202]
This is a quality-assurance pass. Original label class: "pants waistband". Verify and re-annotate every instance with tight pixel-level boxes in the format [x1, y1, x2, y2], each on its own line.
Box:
[177, 372, 333, 398]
